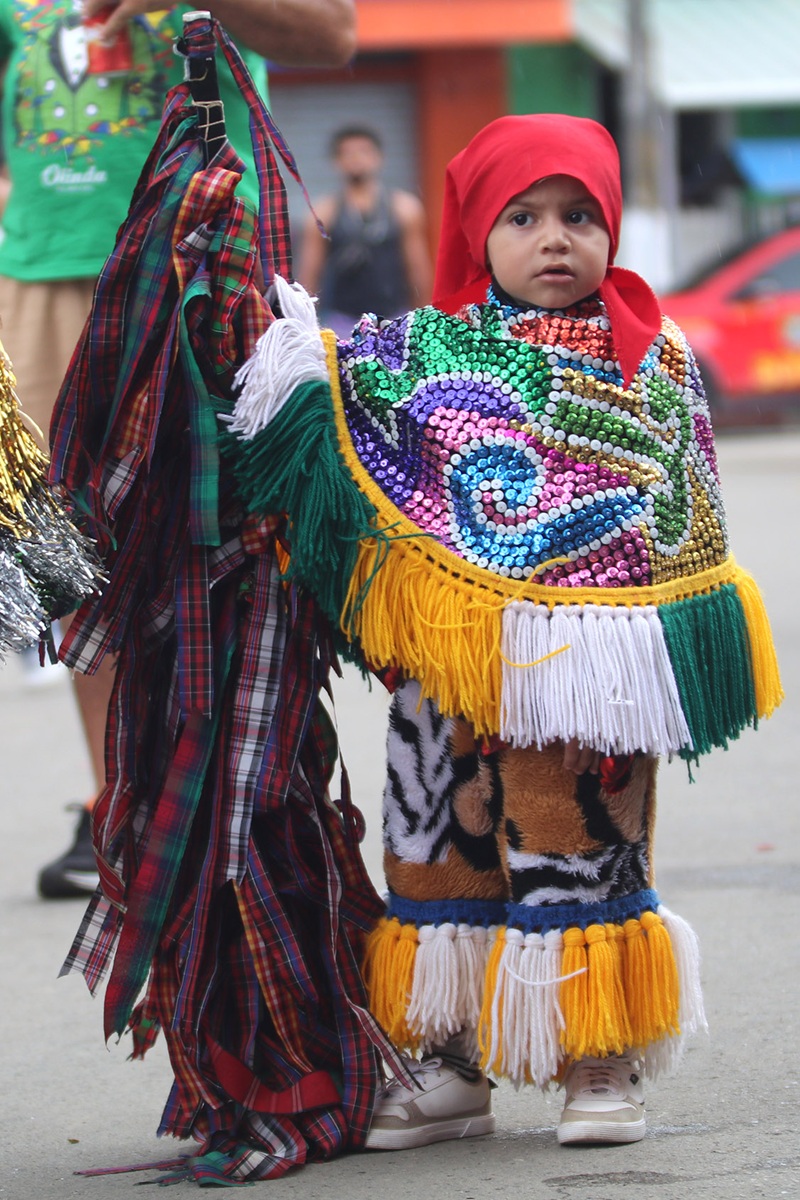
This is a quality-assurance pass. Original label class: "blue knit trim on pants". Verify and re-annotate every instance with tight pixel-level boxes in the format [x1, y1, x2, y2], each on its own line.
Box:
[506, 887, 660, 934]
[385, 888, 660, 932]
[386, 893, 508, 928]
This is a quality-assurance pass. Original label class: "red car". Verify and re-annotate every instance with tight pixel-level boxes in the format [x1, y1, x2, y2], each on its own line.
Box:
[660, 224, 800, 417]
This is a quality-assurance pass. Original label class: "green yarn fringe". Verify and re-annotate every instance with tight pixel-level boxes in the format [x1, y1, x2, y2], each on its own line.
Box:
[225, 378, 378, 630]
[659, 583, 757, 760]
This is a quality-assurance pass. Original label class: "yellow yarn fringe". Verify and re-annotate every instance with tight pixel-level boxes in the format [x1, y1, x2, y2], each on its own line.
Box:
[477, 928, 507, 1075]
[363, 911, 682, 1073]
[733, 565, 784, 719]
[343, 536, 505, 738]
[560, 928, 590, 1059]
[586, 923, 632, 1055]
[362, 917, 420, 1050]
[559, 915, 679, 1061]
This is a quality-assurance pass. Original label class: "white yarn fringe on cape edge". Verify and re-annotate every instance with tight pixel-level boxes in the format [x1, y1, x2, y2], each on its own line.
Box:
[500, 600, 692, 756]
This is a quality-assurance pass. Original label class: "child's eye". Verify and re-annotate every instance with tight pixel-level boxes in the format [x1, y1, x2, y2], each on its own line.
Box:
[511, 211, 533, 227]
[567, 209, 592, 225]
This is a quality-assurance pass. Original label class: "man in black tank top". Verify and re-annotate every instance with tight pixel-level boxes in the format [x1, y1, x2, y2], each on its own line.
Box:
[299, 126, 432, 336]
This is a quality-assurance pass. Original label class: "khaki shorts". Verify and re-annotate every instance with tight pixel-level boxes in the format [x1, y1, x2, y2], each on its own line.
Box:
[0, 276, 95, 448]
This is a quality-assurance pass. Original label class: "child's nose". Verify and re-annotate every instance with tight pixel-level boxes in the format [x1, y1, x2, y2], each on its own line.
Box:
[541, 218, 570, 252]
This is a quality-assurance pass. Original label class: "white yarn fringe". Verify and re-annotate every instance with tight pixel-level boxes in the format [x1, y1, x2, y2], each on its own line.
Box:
[227, 274, 328, 439]
[483, 929, 566, 1088]
[406, 923, 493, 1054]
[500, 601, 691, 755]
[405, 906, 705, 1085]
[644, 904, 708, 1079]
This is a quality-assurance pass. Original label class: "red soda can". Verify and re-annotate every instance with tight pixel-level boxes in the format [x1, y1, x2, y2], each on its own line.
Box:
[84, 4, 134, 75]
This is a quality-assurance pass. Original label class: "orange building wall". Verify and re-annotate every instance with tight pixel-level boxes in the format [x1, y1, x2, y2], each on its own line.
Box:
[416, 48, 507, 260]
[356, 0, 572, 49]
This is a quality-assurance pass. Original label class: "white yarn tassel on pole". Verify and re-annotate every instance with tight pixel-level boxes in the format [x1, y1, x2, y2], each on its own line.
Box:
[227, 274, 328, 439]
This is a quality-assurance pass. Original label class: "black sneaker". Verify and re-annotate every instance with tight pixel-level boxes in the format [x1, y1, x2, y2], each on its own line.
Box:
[37, 805, 99, 899]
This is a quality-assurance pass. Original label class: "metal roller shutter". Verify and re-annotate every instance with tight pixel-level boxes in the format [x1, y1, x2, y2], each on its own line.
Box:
[268, 78, 420, 240]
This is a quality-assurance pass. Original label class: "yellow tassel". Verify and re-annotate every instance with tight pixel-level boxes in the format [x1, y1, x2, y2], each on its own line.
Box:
[734, 566, 784, 719]
[342, 534, 505, 741]
[560, 927, 589, 1059]
[477, 929, 506, 1074]
[640, 911, 680, 1040]
[362, 918, 421, 1049]
[362, 917, 397, 1034]
[583, 923, 631, 1057]
[623, 913, 680, 1046]
[622, 917, 651, 1047]
[391, 923, 420, 1047]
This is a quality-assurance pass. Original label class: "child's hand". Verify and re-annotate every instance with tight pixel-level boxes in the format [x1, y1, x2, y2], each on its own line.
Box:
[562, 737, 601, 775]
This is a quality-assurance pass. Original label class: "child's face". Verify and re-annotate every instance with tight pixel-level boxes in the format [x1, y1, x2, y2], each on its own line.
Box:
[485, 174, 611, 309]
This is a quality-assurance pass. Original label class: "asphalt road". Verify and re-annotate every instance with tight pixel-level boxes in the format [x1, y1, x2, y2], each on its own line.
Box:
[1, 429, 798, 1200]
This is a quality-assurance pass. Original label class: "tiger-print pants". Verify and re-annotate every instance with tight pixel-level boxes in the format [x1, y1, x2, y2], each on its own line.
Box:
[363, 680, 704, 1084]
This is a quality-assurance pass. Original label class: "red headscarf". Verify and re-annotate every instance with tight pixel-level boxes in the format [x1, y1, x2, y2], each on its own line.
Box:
[432, 114, 662, 386]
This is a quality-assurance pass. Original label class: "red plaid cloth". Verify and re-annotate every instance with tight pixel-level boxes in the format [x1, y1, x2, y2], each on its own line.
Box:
[52, 16, 404, 1183]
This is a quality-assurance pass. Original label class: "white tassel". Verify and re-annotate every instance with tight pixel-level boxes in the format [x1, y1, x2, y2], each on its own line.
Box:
[660, 904, 708, 1040]
[454, 924, 490, 1035]
[406, 923, 461, 1051]
[539, 606, 569, 746]
[486, 928, 569, 1087]
[646, 606, 693, 753]
[644, 905, 708, 1079]
[530, 604, 554, 743]
[507, 930, 566, 1087]
[584, 604, 628, 752]
[227, 275, 328, 439]
[551, 605, 590, 747]
[540, 928, 568, 1082]
[626, 607, 665, 753]
[500, 601, 692, 756]
[500, 928, 525, 1083]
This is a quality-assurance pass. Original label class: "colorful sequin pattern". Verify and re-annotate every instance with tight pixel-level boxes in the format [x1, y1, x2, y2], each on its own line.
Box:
[337, 297, 728, 588]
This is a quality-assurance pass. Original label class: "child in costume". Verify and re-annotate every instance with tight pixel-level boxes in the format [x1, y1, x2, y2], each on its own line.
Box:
[227, 114, 782, 1150]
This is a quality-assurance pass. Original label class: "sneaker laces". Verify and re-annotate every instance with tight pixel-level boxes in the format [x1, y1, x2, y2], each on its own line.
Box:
[564, 1055, 640, 1099]
[377, 1055, 446, 1099]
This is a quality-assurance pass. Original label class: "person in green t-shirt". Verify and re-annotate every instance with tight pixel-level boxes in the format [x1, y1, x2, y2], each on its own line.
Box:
[0, 0, 356, 898]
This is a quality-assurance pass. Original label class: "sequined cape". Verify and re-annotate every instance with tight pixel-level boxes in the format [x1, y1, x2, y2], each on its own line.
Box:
[229, 295, 782, 762]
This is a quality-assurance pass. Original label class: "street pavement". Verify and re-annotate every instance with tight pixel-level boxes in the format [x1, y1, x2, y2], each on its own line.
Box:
[1, 430, 798, 1200]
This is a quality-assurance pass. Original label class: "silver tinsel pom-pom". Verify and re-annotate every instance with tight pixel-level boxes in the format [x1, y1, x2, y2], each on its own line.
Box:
[0, 546, 47, 658]
[13, 492, 106, 620]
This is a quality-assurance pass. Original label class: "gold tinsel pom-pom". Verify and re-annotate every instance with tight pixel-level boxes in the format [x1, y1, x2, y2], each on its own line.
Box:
[0, 341, 104, 657]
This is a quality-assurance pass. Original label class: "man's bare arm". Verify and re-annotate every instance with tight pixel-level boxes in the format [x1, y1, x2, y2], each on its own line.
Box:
[297, 196, 336, 296]
[394, 192, 432, 307]
[83, 0, 357, 68]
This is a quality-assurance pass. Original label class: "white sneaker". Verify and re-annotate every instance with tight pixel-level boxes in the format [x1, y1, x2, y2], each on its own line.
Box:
[557, 1054, 646, 1145]
[365, 1056, 495, 1151]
